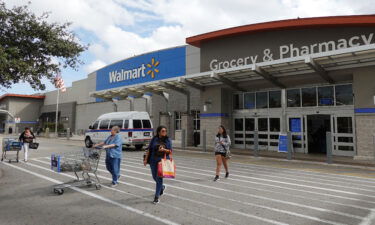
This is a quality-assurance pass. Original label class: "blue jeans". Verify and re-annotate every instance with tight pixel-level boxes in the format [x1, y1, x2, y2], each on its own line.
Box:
[150, 160, 163, 198]
[105, 157, 121, 184]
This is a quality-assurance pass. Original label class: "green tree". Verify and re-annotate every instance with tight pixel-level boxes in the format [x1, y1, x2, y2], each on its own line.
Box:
[0, 1, 87, 90]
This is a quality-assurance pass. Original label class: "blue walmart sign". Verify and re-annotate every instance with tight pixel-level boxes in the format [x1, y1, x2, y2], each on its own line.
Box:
[96, 46, 186, 91]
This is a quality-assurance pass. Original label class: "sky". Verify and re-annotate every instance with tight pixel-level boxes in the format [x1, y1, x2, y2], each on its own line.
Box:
[1, 0, 375, 95]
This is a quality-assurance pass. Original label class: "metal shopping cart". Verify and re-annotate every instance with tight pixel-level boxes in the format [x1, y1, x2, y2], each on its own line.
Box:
[51, 147, 103, 195]
[1, 138, 22, 163]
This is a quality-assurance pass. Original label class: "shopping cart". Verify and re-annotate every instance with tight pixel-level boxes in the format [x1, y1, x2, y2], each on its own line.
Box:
[1, 138, 22, 163]
[51, 147, 103, 195]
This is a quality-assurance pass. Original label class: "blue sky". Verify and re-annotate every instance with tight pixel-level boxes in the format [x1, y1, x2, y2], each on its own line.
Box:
[1, 0, 374, 95]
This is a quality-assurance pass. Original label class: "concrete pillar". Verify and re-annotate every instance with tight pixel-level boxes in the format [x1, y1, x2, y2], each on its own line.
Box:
[160, 112, 171, 137]
[200, 115, 230, 148]
[181, 112, 194, 146]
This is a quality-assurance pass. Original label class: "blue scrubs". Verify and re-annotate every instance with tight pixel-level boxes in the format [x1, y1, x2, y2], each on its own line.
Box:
[104, 134, 123, 184]
[148, 136, 172, 198]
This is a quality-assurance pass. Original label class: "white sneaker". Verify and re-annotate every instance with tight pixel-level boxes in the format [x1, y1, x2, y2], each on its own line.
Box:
[110, 183, 118, 188]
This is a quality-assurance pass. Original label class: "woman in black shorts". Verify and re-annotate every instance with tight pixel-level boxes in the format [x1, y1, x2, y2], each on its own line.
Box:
[213, 125, 231, 181]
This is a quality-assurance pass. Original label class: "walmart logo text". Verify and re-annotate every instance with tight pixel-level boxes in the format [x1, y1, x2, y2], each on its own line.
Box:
[109, 58, 160, 83]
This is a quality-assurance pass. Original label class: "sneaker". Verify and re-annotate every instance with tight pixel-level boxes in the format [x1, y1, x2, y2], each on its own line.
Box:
[213, 175, 220, 182]
[153, 197, 160, 204]
[110, 182, 118, 188]
[160, 185, 166, 196]
[225, 172, 229, 178]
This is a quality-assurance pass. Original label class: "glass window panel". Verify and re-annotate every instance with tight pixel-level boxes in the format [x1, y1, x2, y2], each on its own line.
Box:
[133, 120, 142, 129]
[142, 120, 152, 128]
[269, 90, 281, 108]
[270, 142, 279, 146]
[318, 86, 334, 106]
[235, 140, 244, 144]
[234, 118, 243, 131]
[338, 146, 354, 151]
[124, 120, 129, 129]
[109, 120, 123, 129]
[235, 133, 243, 138]
[302, 87, 317, 107]
[335, 84, 353, 105]
[269, 118, 280, 132]
[337, 117, 353, 133]
[338, 137, 353, 143]
[92, 121, 99, 129]
[244, 93, 255, 109]
[256, 92, 268, 109]
[233, 94, 244, 109]
[259, 142, 268, 146]
[245, 134, 254, 138]
[270, 134, 279, 139]
[99, 120, 109, 129]
[258, 118, 268, 131]
[259, 134, 268, 139]
[287, 89, 301, 107]
[245, 118, 255, 131]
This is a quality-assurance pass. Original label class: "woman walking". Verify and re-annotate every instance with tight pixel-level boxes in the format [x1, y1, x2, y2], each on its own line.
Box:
[94, 126, 123, 187]
[144, 125, 172, 204]
[19, 127, 35, 162]
[214, 125, 231, 181]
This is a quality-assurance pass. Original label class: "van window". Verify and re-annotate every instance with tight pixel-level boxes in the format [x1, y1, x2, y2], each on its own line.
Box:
[142, 120, 152, 128]
[133, 120, 142, 129]
[92, 121, 99, 129]
[109, 120, 123, 129]
[99, 120, 110, 129]
[124, 120, 129, 129]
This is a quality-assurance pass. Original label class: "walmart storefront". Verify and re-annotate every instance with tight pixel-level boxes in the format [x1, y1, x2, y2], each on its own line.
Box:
[43, 15, 375, 160]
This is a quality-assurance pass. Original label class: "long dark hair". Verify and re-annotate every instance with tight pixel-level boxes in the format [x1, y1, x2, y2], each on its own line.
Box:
[155, 125, 168, 141]
[216, 125, 227, 138]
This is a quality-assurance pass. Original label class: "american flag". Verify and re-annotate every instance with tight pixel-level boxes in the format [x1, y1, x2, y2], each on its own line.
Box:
[54, 73, 66, 92]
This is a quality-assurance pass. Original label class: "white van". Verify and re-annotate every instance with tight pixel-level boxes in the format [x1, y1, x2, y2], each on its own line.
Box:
[84, 111, 153, 150]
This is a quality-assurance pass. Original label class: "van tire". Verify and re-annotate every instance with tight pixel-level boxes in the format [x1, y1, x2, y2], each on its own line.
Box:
[135, 144, 143, 150]
[85, 137, 93, 148]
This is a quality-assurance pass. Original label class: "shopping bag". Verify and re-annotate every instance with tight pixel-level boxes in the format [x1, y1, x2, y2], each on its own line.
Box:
[157, 153, 176, 179]
[29, 142, 39, 150]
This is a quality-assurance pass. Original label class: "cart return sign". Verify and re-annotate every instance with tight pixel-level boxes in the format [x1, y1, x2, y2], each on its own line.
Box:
[95, 46, 186, 91]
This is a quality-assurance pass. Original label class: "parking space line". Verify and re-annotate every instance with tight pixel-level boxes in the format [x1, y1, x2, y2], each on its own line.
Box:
[31, 158, 288, 225]
[84, 158, 363, 222]
[123, 157, 375, 204]
[171, 154, 375, 183]
[120, 158, 372, 211]
[22, 160, 230, 225]
[1, 161, 180, 225]
[125, 155, 375, 192]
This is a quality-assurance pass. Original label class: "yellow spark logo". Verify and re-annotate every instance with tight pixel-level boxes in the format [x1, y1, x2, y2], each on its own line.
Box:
[146, 58, 160, 78]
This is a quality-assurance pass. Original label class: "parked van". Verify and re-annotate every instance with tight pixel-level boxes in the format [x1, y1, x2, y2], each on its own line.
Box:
[85, 111, 153, 150]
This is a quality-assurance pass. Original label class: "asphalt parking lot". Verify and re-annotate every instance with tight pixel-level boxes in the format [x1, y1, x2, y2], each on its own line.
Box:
[2, 137, 375, 225]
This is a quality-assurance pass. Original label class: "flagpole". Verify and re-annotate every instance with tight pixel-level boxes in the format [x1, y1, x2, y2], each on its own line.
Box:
[55, 87, 60, 138]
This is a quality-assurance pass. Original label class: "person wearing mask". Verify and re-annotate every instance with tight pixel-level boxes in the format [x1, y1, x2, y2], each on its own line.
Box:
[19, 127, 35, 162]
[214, 125, 231, 181]
[94, 126, 123, 187]
[144, 125, 172, 204]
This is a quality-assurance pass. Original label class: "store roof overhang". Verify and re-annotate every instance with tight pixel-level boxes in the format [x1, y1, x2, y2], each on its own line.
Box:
[186, 15, 375, 47]
[90, 44, 375, 99]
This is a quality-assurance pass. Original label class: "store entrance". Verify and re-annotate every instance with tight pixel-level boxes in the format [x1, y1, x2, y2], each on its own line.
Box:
[307, 115, 331, 154]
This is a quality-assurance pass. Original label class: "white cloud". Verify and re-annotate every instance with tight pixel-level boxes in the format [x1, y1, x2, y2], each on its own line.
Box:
[2, 0, 375, 95]
[84, 59, 107, 73]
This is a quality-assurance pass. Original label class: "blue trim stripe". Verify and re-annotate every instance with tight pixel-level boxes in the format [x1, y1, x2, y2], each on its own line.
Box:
[87, 128, 153, 133]
[355, 108, 375, 113]
[200, 113, 229, 118]
[6, 121, 38, 124]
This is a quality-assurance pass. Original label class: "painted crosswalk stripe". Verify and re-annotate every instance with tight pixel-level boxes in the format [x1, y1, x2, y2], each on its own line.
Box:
[31, 158, 288, 225]
[1, 161, 180, 225]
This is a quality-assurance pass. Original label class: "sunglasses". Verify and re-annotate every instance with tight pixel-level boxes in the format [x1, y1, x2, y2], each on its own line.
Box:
[161, 130, 167, 133]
